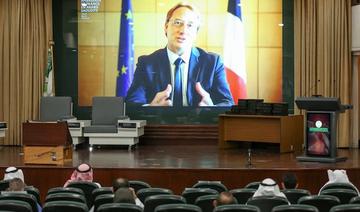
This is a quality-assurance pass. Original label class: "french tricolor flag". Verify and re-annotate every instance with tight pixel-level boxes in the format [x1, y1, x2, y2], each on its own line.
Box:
[224, 0, 247, 101]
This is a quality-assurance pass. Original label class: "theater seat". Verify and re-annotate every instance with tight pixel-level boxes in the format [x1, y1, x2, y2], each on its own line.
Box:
[66, 181, 100, 208]
[298, 195, 340, 212]
[182, 187, 218, 204]
[129, 180, 152, 193]
[137, 188, 173, 203]
[229, 188, 256, 204]
[42, 200, 88, 212]
[155, 203, 202, 212]
[192, 181, 228, 193]
[94, 193, 114, 212]
[45, 192, 87, 204]
[97, 203, 143, 212]
[0, 199, 32, 212]
[319, 183, 358, 194]
[244, 182, 260, 189]
[329, 203, 360, 212]
[92, 187, 113, 205]
[0, 180, 9, 191]
[194, 194, 218, 212]
[0, 192, 38, 212]
[47, 187, 85, 196]
[24, 186, 41, 204]
[246, 196, 288, 212]
[272, 204, 319, 212]
[320, 188, 358, 204]
[282, 189, 311, 204]
[214, 204, 260, 212]
[144, 194, 186, 212]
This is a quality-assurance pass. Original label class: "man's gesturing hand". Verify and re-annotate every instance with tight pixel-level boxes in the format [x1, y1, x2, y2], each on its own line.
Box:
[195, 82, 214, 106]
[150, 84, 173, 106]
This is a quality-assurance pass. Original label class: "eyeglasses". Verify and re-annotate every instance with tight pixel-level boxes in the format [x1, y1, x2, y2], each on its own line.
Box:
[169, 19, 198, 30]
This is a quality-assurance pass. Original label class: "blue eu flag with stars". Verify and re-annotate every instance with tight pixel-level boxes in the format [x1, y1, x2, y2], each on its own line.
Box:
[116, 0, 134, 97]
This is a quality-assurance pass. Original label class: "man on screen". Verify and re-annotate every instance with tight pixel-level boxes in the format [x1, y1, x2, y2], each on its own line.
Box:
[125, 2, 234, 107]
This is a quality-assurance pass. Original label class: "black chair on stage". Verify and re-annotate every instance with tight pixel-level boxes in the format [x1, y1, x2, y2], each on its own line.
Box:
[129, 180, 151, 193]
[194, 194, 218, 212]
[192, 181, 227, 193]
[350, 196, 360, 204]
[47, 187, 85, 196]
[144, 194, 185, 212]
[229, 188, 256, 204]
[0, 180, 9, 192]
[92, 187, 113, 205]
[45, 192, 87, 204]
[137, 188, 173, 203]
[25, 185, 41, 204]
[320, 188, 358, 204]
[214, 204, 260, 212]
[272, 204, 319, 212]
[66, 181, 100, 208]
[42, 200, 88, 212]
[298, 195, 340, 212]
[181, 187, 218, 204]
[329, 204, 360, 212]
[94, 193, 114, 212]
[245, 182, 260, 190]
[282, 189, 311, 204]
[0, 199, 32, 212]
[154, 203, 202, 212]
[97, 203, 143, 212]
[319, 183, 358, 194]
[0, 192, 38, 212]
[246, 196, 288, 212]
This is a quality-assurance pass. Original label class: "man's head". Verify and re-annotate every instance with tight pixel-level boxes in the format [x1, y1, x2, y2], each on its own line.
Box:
[112, 178, 130, 192]
[213, 191, 237, 207]
[281, 172, 298, 189]
[113, 187, 136, 204]
[4, 167, 24, 183]
[164, 3, 200, 55]
[7, 178, 25, 192]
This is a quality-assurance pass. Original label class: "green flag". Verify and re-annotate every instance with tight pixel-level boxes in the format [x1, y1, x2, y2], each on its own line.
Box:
[43, 46, 54, 96]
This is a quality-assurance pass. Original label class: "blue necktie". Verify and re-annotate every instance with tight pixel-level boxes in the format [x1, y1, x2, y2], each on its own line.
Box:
[173, 58, 183, 107]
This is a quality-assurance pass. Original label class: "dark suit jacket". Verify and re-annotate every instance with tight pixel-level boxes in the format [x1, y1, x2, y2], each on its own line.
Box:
[125, 47, 234, 106]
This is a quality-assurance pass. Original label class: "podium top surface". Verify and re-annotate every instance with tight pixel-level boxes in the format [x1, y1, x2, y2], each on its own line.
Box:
[295, 96, 341, 111]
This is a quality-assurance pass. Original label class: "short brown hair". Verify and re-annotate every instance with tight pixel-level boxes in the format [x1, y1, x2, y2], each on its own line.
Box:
[165, 2, 201, 25]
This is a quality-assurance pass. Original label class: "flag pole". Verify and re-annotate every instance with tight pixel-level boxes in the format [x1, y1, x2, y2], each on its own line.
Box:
[49, 40, 55, 96]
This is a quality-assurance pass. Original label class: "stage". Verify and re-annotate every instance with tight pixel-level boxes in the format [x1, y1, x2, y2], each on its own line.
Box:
[0, 143, 359, 202]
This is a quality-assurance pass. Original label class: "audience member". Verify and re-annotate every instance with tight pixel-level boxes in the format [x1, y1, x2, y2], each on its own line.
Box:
[213, 191, 237, 207]
[253, 178, 288, 200]
[281, 172, 298, 189]
[3, 166, 25, 183]
[112, 178, 144, 208]
[319, 169, 359, 195]
[114, 187, 136, 204]
[64, 163, 100, 187]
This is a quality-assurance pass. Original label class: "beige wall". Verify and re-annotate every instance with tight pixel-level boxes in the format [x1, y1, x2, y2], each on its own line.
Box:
[78, 0, 283, 106]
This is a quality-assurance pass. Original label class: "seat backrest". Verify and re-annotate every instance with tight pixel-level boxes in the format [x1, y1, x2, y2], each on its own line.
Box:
[92, 187, 113, 205]
[94, 193, 114, 212]
[144, 194, 186, 212]
[97, 203, 143, 212]
[0, 192, 38, 212]
[45, 192, 87, 204]
[214, 204, 260, 212]
[129, 180, 151, 193]
[229, 188, 256, 204]
[0, 199, 32, 212]
[66, 181, 100, 208]
[320, 188, 358, 204]
[24, 186, 41, 204]
[137, 188, 173, 203]
[40, 96, 73, 121]
[282, 189, 311, 204]
[155, 203, 202, 212]
[272, 204, 319, 212]
[245, 182, 260, 190]
[192, 181, 227, 193]
[47, 187, 85, 196]
[92, 97, 125, 125]
[298, 195, 340, 212]
[246, 196, 289, 212]
[43, 200, 88, 212]
[0, 180, 9, 192]
[194, 194, 218, 212]
[329, 203, 360, 212]
[182, 187, 218, 204]
[350, 196, 360, 204]
[319, 183, 358, 194]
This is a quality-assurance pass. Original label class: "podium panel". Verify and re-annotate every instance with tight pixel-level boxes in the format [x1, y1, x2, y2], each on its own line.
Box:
[24, 146, 72, 165]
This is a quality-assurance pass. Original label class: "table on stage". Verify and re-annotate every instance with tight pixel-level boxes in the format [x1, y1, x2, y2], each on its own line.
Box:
[218, 114, 304, 153]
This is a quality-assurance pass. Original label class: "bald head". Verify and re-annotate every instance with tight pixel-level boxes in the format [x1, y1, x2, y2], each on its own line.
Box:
[112, 178, 129, 192]
[214, 192, 236, 207]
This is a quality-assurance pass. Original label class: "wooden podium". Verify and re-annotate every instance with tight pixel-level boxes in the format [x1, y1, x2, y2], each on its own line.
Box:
[218, 114, 304, 153]
[22, 122, 72, 165]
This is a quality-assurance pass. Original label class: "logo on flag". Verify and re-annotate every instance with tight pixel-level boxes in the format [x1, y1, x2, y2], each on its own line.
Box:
[224, 0, 247, 101]
[43, 43, 54, 97]
[116, 0, 134, 97]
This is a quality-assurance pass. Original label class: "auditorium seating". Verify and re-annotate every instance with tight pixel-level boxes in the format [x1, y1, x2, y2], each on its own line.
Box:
[66, 181, 100, 208]
[0, 180, 9, 191]
[229, 188, 256, 204]
[0, 199, 32, 212]
[298, 195, 341, 212]
[329, 203, 360, 212]
[42, 200, 88, 212]
[137, 188, 173, 203]
[144, 194, 186, 212]
[93, 193, 114, 212]
[92, 187, 113, 204]
[319, 183, 358, 194]
[350, 196, 360, 204]
[47, 187, 85, 196]
[320, 188, 358, 204]
[181, 187, 218, 204]
[192, 181, 227, 193]
[282, 189, 311, 204]
[97, 203, 143, 212]
[45, 192, 87, 204]
[129, 180, 152, 193]
[246, 196, 288, 212]
[244, 182, 260, 189]
[272, 204, 319, 212]
[214, 204, 260, 212]
[154, 203, 202, 212]
[194, 194, 218, 212]
[0, 192, 38, 212]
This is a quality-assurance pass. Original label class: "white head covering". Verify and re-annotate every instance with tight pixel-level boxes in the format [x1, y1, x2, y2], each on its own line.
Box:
[319, 169, 359, 195]
[3, 167, 24, 183]
[253, 178, 287, 199]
